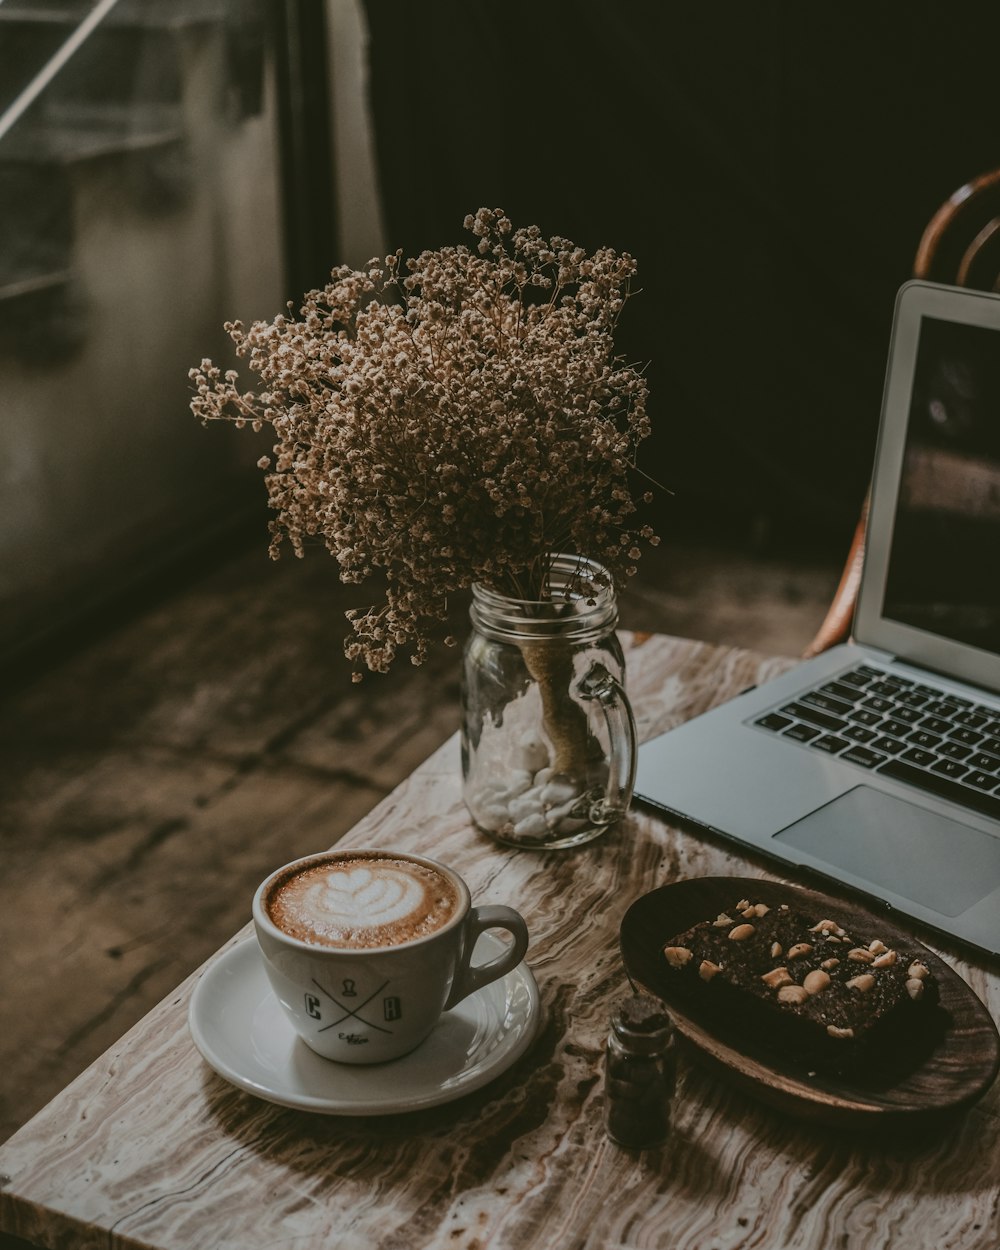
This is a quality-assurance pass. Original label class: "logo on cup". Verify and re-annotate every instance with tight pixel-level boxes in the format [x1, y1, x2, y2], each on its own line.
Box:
[308, 977, 400, 1036]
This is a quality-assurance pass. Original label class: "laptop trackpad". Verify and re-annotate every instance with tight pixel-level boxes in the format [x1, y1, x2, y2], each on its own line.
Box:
[773, 785, 1000, 917]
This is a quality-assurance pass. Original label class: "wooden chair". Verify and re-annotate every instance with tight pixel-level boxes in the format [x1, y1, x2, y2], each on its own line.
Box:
[802, 167, 1000, 658]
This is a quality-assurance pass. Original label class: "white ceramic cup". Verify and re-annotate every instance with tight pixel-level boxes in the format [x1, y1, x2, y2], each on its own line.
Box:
[252, 848, 530, 1064]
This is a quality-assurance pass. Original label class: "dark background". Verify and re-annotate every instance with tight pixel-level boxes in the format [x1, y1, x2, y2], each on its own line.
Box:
[360, 0, 1000, 550]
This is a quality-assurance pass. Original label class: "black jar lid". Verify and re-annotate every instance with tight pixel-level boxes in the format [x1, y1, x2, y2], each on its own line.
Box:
[611, 992, 672, 1052]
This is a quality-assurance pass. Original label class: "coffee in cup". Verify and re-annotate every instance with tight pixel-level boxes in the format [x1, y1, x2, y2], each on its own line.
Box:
[252, 849, 530, 1064]
[263, 853, 462, 949]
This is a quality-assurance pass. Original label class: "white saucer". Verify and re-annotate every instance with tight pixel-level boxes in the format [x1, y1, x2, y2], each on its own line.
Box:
[188, 934, 541, 1115]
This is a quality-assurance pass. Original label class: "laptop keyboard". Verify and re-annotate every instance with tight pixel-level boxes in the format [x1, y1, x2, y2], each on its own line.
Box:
[752, 663, 1000, 821]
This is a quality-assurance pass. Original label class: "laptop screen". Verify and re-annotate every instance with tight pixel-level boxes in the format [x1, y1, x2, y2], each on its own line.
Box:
[883, 314, 1000, 657]
[855, 281, 1000, 694]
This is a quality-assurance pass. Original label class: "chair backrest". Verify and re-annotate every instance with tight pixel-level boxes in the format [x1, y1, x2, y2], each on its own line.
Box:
[913, 167, 1000, 288]
[803, 167, 1000, 657]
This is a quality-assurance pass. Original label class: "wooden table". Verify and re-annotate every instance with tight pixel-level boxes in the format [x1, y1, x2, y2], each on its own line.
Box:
[2, 633, 998, 1250]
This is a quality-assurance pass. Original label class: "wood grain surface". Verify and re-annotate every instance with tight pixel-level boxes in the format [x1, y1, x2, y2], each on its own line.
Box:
[1, 633, 999, 1250]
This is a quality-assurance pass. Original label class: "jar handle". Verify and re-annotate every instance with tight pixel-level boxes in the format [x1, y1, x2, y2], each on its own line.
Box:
[576, 661, 638, 823]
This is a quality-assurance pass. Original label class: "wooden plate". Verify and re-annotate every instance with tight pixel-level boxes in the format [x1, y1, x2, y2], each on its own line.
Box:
[620, 876, 1000, 1127]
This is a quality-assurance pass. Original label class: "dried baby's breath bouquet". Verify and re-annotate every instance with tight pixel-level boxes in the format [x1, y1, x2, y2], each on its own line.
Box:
[190, 208, 656, 679]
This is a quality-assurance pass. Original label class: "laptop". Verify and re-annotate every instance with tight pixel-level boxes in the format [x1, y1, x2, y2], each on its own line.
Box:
[634, 279, 1000, 958]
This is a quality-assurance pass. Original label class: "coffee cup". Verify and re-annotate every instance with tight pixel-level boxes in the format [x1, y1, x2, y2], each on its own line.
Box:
[252, 848, 530, 1064]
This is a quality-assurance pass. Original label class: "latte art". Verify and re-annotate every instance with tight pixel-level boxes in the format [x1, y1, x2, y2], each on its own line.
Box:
[304, 865, 425, 928]
[265, 854, 462, 949]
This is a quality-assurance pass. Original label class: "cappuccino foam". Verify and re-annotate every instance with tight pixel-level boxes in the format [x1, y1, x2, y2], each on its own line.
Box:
[265, 854, 462, 949]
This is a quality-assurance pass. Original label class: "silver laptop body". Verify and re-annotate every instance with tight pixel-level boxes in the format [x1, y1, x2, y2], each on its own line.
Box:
[635, 281, 1000, 957]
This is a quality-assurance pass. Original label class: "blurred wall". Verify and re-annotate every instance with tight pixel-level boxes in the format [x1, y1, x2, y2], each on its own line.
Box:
[0, 12, 283, 669]
[359, 0, 1000, 544]
[328, 0, 385, 269]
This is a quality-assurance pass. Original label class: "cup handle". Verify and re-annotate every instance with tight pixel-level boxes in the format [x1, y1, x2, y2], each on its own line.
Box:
[444, 905, 530, 1010]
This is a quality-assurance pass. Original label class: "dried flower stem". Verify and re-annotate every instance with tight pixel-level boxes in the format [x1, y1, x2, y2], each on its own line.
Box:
[521, 639, 602, 776]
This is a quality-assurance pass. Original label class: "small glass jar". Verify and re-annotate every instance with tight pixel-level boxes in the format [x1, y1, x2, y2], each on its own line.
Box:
[604, 993, 675, 1149]
[460, 554, 637, 850]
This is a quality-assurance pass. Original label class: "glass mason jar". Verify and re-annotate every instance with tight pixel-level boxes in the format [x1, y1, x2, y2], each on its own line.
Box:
[460, 554, 638, 850]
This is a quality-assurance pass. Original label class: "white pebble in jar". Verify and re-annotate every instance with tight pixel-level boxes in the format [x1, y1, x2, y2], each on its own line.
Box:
[513, 812, 549, 839]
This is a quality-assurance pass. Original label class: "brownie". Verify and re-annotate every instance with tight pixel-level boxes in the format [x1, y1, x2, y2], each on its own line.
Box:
[661, 894, 939, 1073]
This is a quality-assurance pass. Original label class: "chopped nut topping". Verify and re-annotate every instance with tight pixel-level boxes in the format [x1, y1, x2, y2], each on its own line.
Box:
[826, 1025, 854, 1039]
[872, 949, 897, 968]
[847, 948, 874, 963]
[868, 939, 888, 955]
[908, 961, 929, 981]
[663, 945, 693, 968]
[778, 984, 810, 1005]
[787, 942, 813, 960]
[821, 958, 840, 970]
[728, 923, 755, 942]
[761, 967, 793, 989]
[753, 902, 770, 917]
[905, 977, 925, 1001]
[846, 973, 875, 993]
[712, 913, 734, 928]
[770, 941, 783, 959]
[803, 969, 831, 995]
[809, 919, 838, 933]
[699, 959, 722, 981]
[735, 899, 750, 911]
